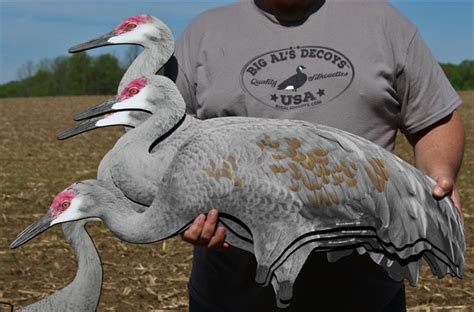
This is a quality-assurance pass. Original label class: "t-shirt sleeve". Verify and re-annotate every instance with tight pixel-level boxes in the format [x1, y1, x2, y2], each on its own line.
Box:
[397, 30, 462, 135]
[174, 21, 200, 116]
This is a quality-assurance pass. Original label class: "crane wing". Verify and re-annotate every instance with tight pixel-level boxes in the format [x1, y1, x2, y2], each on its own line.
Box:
[166, 118, 464, 300]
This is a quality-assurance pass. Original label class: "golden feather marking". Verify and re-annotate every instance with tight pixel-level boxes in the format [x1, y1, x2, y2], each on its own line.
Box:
[332, 174, 345, 185]
[286, 138, 302, 150]
[233, 177, 242, 191]
[287, 149, 297, 158]
[288, 163, 302, 180]
[292, 152, 307, 162]
[370, 158, 389, 181]
[269, 141, 280, 149]
[272, 153, 287, 160]
[289, 183, 300, 192]
[300, 158, 315, 171]
[346, 177, 358, 188]
[321, 157, 329, 166]
[363, 165, 384, 192]
[321, 165, 331, 177]
[269, 164, 288, 174]
[302, 176, 322, 191]
[311, 148, 329, 157]
[307, 194, 320, 208]
[341, 166, 356, 179]
[350, 161, 358, 171]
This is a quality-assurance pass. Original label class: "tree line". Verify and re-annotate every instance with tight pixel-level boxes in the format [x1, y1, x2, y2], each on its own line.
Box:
[0, 53, 125, 98]
[0, 55, 473, 98]
[440, 60, 474, 91]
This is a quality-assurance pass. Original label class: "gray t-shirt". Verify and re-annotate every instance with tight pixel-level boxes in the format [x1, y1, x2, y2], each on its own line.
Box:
[174, 0, 461, 310]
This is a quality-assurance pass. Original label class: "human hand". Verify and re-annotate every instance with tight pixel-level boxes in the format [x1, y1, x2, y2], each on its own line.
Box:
[432, 176, 463, 215]
[181, 209, 230, 249]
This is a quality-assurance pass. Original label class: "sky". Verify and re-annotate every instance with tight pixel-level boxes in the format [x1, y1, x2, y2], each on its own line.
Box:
[0, 0, 472, 84]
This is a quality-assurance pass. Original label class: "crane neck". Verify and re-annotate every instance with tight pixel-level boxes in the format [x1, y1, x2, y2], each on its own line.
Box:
[64, 221, 102, 294]
[105, 77, 198, 205]
[99, 183, 185, 243]
[21, 220, 102, 311]
[118, 19, 174, 91]
[118, 81, 188, 150]
[118, 41, 173, 91]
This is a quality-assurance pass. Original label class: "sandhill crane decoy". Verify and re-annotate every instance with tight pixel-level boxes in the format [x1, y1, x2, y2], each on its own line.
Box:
[57, 78, 153, 139]
[277, 65, 307, 92]
[73, 77, 154, 121]
[69, 14, 174, 92]
[37, 74, 465, 307]
[10, 219, 102, 312]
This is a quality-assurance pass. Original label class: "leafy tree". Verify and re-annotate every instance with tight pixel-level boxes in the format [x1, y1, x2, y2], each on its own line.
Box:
[65, 53, 93, 95]
[91, 54, 125, 95]
[441, 60, 474, 90]
[0, 81, 23, 97]
[25, 70, 53, 96]
[52, 56, 70, 95]
[458, 60, 474, 90]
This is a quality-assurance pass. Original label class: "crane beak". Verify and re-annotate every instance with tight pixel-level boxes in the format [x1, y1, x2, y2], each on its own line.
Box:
[57, 115, 115, 140]
[57, 111, 150, 140]
[74, 96, 153, 121]
[10, 211, 53, 249]
[74, 98, 120, 121]
[69, 31, 116, 53]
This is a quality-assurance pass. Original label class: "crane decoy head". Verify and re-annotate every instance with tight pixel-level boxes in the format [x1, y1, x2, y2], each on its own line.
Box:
[10, 183, 97, 248]
[57, 77, 157, 140]
[73, 77, 152, 121]
[69, 14, 173, 52]
[58, 75, 185, 140]
[75, 75, 181, 120]
[10, 188, 80, 248]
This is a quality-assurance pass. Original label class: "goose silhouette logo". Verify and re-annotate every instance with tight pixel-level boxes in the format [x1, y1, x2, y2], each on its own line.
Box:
[240, 46, 355, 111]
[277, 65, 307, 92]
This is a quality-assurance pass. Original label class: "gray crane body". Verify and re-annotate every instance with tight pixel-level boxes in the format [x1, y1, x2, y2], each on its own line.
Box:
[49, 74, 467, 306]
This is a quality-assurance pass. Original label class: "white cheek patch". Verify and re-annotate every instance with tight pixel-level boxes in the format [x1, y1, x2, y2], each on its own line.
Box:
[96, 111, 133, 127]
[51, 198, 83, 226]
[113, 86, 153, 111]
[108, 24, 159, 44]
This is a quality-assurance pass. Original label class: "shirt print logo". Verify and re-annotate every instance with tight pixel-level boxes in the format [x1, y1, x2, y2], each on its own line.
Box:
[240, 46, 355, 110]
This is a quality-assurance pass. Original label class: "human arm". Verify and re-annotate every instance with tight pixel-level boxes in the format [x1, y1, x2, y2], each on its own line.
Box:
[391, 13, 465, 212]
[406, 110, 465, 213]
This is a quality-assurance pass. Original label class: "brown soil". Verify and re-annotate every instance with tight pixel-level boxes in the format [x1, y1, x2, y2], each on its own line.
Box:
[0, 93, 472, 311]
